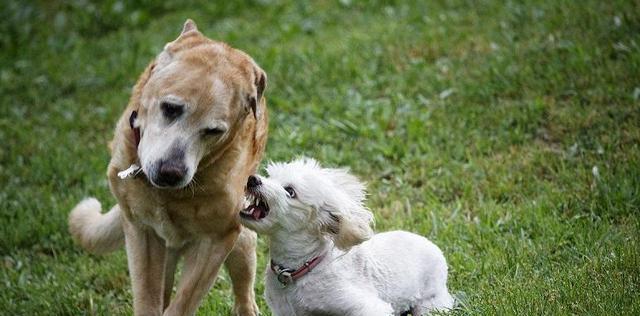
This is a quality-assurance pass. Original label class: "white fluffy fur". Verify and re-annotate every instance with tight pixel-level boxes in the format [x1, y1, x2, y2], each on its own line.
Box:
[68, 198, 124, 254]
[240, 158, 454, 316]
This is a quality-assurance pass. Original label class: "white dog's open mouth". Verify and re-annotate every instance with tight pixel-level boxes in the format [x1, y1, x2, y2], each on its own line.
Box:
[240, 191, 270, 220]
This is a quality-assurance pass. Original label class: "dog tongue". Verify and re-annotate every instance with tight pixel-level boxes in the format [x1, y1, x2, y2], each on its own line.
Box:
[252, 206, 262, 220]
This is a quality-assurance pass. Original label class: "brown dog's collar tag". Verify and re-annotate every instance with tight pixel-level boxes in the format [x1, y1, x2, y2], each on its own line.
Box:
[118, 163, 142, 179]
[129, 110, 141, 148]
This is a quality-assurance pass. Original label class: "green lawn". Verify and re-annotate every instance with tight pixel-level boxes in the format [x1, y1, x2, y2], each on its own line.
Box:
[1, 0, 639, 314]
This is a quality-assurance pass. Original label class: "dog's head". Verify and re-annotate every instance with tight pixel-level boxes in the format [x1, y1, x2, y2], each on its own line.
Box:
[132, 19, 267, 189]
[240, 158, 374, 250]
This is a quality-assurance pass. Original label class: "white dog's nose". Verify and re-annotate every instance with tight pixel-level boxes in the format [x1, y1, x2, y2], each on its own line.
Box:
[247, 175, 261, 189]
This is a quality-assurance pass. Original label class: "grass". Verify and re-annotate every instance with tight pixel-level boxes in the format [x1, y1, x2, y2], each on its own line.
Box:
[1, 0, 639, 314]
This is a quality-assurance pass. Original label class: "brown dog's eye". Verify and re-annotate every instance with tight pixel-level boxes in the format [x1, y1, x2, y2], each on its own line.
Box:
[202, 127, 225, 136]
[161, 102, 183, 121]
[284, 186, 296, 198]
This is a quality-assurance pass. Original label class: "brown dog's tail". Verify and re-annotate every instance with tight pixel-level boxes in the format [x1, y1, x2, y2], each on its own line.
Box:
[68, 198, 125, 254]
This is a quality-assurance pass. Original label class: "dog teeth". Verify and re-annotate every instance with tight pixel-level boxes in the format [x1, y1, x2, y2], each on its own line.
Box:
[243, 194, 264, 210]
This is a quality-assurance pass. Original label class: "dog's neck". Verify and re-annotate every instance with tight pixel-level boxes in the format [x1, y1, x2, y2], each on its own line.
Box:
[269, 230, 331, 269]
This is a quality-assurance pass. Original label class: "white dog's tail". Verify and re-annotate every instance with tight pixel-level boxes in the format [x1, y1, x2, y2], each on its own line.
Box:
[68, 198, 124, 254]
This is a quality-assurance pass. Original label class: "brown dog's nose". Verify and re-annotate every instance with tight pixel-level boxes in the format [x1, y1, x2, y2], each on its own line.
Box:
[247, 175, 261, 188]
[157, 160, 187, 187]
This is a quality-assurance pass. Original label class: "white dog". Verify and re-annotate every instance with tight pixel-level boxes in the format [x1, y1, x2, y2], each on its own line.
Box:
[240, 158, 454, 316]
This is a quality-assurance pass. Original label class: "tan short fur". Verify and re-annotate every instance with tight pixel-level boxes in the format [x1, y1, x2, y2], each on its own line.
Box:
[69, 19, 267, 316]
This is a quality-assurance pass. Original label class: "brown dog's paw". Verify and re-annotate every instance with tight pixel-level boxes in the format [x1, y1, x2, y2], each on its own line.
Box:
[232, 302, 260, 316]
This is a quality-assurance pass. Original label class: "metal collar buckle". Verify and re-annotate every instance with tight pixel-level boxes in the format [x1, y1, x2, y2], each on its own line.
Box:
[276, 269, 294, 286]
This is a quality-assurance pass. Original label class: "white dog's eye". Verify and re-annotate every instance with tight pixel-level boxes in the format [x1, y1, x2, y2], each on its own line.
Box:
[284, 186, 296, 198]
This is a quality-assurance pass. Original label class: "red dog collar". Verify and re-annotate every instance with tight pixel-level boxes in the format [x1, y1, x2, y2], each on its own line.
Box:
[270, 253, 326, 286]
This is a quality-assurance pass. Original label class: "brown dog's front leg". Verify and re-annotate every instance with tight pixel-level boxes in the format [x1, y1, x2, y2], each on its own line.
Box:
[163, 231, 239, 316]
[225, 227, 259, 316]
[123, 219, 167, 316]
[163, 248, 181, 311]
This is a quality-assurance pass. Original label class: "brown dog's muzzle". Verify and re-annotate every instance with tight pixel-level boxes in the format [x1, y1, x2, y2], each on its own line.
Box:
[153, 148, 188, 188]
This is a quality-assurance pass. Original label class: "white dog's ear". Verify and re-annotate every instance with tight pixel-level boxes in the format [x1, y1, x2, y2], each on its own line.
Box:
[317, 166, 372, 249]
[321, 168, 367, 204]
[321, 204, 373, 250]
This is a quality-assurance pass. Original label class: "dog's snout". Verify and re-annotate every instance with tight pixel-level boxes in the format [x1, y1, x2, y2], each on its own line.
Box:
[247, 175, 261, 188]
[156, 160, 187, 187]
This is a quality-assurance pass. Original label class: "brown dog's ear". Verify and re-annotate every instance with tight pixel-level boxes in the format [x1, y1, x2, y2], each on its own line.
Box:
[181, 19, 198, 35]
[129, 61, 156, 110]
[250, 68, 267, 119]
[256, 69, 267, 100]
[160, 20, 200, 65]
[249, 97, 258, 120]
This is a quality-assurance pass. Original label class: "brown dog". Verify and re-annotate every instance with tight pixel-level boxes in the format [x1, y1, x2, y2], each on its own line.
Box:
[69, 19, 267, 316]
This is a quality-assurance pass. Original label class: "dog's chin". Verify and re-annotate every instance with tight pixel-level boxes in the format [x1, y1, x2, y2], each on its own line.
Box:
[239, 217, 269, 233]
[151, 181, 190, 190]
